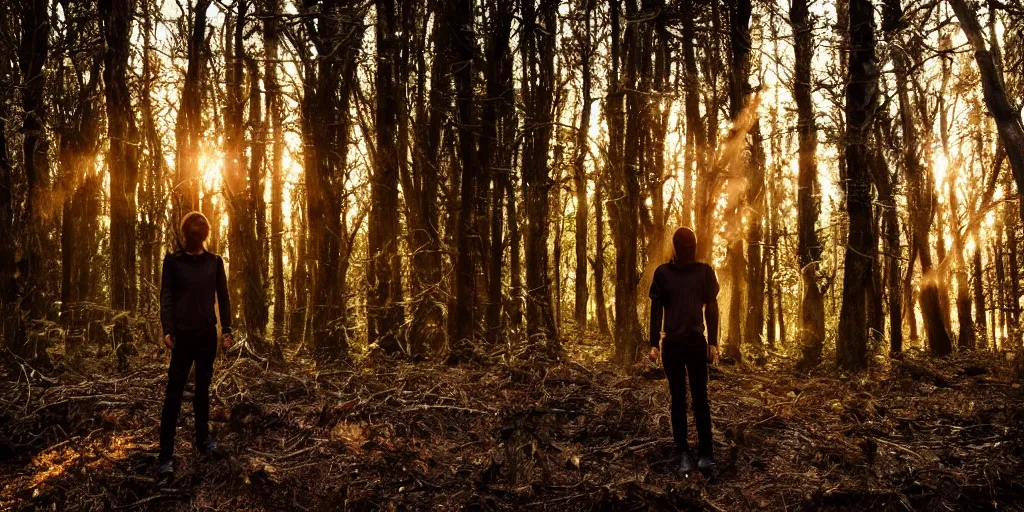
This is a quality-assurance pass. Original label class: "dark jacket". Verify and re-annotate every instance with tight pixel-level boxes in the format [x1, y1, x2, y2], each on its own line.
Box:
[160, 250, 232, 337]
[648, 261, 719, 347]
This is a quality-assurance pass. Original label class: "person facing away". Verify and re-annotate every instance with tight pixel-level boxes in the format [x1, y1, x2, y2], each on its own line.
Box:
[648, 227, 720, 475]
[156, 212, 233, 477]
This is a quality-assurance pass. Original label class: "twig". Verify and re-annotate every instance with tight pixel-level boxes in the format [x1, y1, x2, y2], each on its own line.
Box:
[399, 404, 493, 415]
[874, 437, 927, 461]
[111, 491, 188, 510]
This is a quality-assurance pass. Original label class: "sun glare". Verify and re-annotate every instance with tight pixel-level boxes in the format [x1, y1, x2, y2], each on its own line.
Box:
[198, 150, 224, 191]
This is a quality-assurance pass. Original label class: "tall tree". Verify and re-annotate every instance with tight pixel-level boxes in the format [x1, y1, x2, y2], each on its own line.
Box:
[607, 0, 643, 363]
[101, 0, 139, 368]
[368, 0, 406, 354]
[729, 0, 766, 363]
[572, 1, 593, 332]
[299, 0, 362, 360]
[405, 1, 449, 355]
[792, 0, 826, 370]
[10, 0, 51, 357]
[450, 0, 479, 358]
[837, 0, 879, 371]
[484, 0, 516, 343]
[521, 0, 559, 348]
[264, 0, 286, 340]
[174, 0, 211, 221]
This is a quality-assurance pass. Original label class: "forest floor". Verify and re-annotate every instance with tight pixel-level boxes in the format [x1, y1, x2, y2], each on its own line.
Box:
[1, 338, 1023, 511]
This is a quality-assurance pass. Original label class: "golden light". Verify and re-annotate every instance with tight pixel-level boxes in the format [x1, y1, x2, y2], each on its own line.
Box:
[197, 150, 224, 192]
[933, 149, 949, 187]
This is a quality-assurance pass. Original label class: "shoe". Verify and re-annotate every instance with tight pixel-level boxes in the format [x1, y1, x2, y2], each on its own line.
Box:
[198, 440, 222, 458]
[698, 455, 714, 475]
[678, 451, 696, 474]
[156, 458, 174, 477]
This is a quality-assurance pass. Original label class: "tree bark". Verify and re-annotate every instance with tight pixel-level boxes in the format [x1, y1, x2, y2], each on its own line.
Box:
[368, 0, 406, 355]
[265, 0, 286, 340]
[791, 0, 825, 370]
[836, 0, 878, 371]
[300, 0, 362, 360]
[521, 0, 559, 349]
[573, 2, 593, 332]
[450, 0, 479, 359]
[484, 0, 515, 344]
[101, 0, 139, 368]
[608, 0, 644, 364]
[731, 0, 766, 364]
[174, 0, 211, 221]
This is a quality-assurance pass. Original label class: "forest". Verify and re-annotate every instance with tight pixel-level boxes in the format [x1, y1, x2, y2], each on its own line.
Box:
[1, 0, 1023, 509]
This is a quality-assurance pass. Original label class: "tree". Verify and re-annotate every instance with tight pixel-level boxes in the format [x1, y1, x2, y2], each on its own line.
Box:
[174, 0, 211, 221]
[450, 0, 479, 359]
[368, 0, 406, 355]
[792, 0, 826, 370]
[837, 0, 879, 371]
[947, 0, 1024, 222]
[264, 0, 286, 341]
[521, 0, 559, 349]
[572, 1, 593, 332]
[100, 0, 140, 368]
[298, 0, 363, 360]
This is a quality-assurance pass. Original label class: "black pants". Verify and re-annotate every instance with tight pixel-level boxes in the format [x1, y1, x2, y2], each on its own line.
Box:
[662, 337, 712, 456]
[159, 328, 217, 460]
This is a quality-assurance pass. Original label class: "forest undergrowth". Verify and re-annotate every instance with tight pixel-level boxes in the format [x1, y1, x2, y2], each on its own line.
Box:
[1, 337, 1023, 511]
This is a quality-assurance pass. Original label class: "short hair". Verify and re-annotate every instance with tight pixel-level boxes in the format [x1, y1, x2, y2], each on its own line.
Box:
[673, 227, 697, 263]
[180, 211, 210, 251]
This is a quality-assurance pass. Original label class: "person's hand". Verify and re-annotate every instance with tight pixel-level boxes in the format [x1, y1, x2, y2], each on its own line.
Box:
[222, 333, 234, 350]
[649, 346, 660, 362]
[707, 345, 719, 365]
[163, 334, 174, 350]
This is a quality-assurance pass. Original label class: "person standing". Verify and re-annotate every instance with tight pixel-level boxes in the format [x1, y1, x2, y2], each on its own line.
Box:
[156, 212, 233, 477]
[648, 227, 720, 475]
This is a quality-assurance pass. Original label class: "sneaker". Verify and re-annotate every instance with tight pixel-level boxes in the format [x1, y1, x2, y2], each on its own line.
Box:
[197, 440, 222, 459]
[678, 451, 696, 474]
[156, 458, 174, 477]
[697, 455, 714, 475]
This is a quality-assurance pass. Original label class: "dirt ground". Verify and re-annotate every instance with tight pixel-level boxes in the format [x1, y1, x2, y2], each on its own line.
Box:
[1, 339, 1022, 511]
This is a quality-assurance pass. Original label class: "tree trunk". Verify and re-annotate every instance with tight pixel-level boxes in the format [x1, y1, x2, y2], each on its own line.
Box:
[608, 0, 644, 364]
[594, 172, 610, 337]
[140, 0, 165, 321]
[836, 0, 878, 371]
[485, 0, 515, 344]
[174, 0, 211, 221]
[265, 0, 286, 340]
[1006, 206, 1020, 344]
[0, 46, 17, 353]
[405, 2, 448, 355]
[683, 0, 713, 262]
[973, 238, 987, 349]
[995, 232, 1006, 344]
[245, 54, 270, 351]
[725, 239, 744, 362]
[301, 0, 361, 360]
[521, 0, 558, 349]
[450, 0, 479, 360]
[573, 2, 592, 332]
[102, 0, 139, 369]
[224, 2, 247, 341]
[288, 191, 308, 345]
[368, 0, 406, 355]
[791, 0, 825, 370]
[508, 173, 523, 331]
